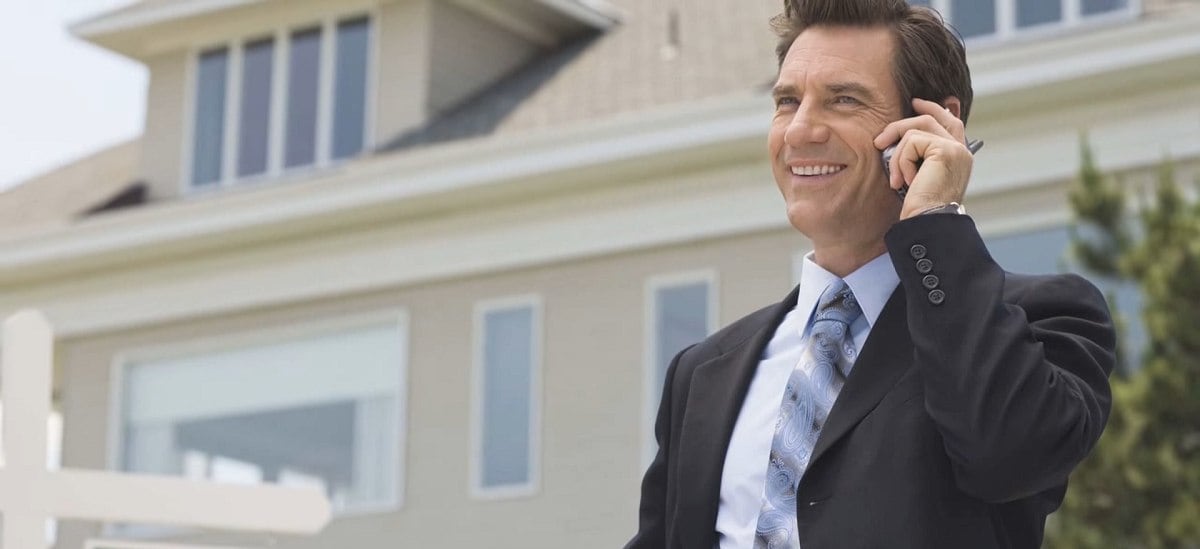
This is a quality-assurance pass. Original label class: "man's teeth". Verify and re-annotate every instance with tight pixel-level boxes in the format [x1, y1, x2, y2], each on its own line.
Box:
[791, 165, 844, 176]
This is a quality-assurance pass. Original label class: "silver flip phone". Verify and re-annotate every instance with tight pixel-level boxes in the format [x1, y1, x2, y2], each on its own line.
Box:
[882, 139, 984, 199]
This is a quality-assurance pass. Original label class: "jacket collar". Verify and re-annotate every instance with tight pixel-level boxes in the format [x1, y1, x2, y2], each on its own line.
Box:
[673, 285, 914, 548]
[674, 286, 797, 549]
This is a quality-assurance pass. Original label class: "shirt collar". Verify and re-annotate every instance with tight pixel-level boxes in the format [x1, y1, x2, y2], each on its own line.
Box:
[796, 251, 899, 329]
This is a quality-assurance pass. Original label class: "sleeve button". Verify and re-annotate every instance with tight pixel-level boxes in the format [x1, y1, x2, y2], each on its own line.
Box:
[916, 258, 933, 274]
[922, 275, 940, 289]
[909, 244, 927, 259]
[928, 289, 946, 305]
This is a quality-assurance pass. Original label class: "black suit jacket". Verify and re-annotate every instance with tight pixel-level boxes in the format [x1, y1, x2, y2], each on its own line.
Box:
[626, 214, 1115, 549]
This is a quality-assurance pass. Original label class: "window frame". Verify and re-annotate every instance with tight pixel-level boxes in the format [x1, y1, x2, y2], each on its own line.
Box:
[921, 0, 1139, 45]
[179, 8, 379, 194]
[641, 270, 719, 469]
[469, 294, 545, 501]
[106, 308, 410, 530]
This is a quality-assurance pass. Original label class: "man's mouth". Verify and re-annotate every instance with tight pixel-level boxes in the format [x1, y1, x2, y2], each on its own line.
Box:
[790, 165, 846, 176]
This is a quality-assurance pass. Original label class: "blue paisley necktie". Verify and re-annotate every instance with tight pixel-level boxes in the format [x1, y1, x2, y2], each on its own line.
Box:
[754, 279, 862, 549]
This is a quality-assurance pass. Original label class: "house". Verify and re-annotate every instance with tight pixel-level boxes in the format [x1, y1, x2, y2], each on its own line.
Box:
[0, 0, 1197, 547]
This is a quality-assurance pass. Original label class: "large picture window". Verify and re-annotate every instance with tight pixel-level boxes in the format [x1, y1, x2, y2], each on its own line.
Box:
[188, 14, 373, 189]
[116, 313, 407, 514]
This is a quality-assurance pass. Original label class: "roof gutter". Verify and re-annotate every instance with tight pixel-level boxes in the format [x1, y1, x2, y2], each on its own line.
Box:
[70, 0, 258, 39]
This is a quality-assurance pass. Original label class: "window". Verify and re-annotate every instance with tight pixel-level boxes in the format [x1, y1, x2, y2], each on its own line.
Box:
[332, 17, 370, 160]
[115, 313, 407, 515]
[916, 0, 1134, 42]
[471, 296, 542, 498]
[1016, 0, 1062, 28]
[1083, 0, 1129, 16]
[985, 225, 1146, 367]
[237, 37, 274, 178]
[190, 48, 228, 187]
[951, 0, 996, 38]
[188, 14, 373, 189]
[643, 272, 717, 466]
[285, 28, 321, 169]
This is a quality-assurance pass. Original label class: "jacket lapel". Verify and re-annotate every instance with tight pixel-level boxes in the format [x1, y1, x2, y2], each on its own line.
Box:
[674, 287, 798, 549]
[807, 286, 914, 470]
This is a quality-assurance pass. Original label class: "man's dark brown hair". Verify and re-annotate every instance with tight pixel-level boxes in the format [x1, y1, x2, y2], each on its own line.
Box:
[771, 0, 974, 124]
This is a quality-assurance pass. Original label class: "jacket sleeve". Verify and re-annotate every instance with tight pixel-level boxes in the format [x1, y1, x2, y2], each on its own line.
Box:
[624, 347, 688, 549]
[884, 214, 1116, 503]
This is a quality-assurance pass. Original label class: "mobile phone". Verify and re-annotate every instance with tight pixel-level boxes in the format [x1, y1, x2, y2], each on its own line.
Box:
[882, 139, 984, 199]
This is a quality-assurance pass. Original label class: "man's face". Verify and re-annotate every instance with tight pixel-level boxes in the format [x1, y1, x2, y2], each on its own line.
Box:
[769, 25, 904, 248]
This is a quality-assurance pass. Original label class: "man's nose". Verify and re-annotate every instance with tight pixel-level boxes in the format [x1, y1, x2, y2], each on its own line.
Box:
[783, 104, 831, 146]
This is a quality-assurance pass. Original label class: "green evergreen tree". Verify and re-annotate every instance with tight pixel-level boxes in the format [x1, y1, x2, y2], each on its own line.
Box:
[1047, 139, 1200, 548]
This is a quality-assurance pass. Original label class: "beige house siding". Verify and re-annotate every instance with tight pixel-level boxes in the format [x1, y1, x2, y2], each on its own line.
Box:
[426, 1, 541, 117]
[54, 220, 803, 549]
[141, 50, 188, 201]
[373, 0, 434, 147]
[1145, 0, 1200, 13]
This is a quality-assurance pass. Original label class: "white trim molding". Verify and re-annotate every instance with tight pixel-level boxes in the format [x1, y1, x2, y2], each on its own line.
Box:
[469, 294, 544, 500]
[71, 0, 259, 39]
[641, 270, 719, 469]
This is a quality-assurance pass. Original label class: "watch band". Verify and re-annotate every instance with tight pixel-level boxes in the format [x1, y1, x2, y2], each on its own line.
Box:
[917, 202, 966, 216]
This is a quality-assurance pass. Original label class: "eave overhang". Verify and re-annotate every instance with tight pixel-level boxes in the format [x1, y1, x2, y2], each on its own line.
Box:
[72, 0, 620, 58]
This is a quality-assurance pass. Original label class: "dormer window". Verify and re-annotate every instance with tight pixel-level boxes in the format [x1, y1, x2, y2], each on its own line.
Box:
[908, 0, 1134, 42]
[188, 15, 373, 190]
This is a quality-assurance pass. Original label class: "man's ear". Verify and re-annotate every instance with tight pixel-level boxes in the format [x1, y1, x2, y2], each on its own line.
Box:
[942, 96, 963, 120]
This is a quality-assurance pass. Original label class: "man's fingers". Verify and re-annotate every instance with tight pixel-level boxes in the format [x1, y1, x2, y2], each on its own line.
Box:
[873, 98, 965, 149]
[912, 97, 966, 143]
[896, 131, 924, 188]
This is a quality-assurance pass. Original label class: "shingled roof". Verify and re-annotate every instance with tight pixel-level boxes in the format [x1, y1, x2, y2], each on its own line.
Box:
[0, 140, 141, 236]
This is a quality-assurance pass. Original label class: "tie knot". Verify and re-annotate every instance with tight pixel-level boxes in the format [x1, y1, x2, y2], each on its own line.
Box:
[814, 279, 862, 326]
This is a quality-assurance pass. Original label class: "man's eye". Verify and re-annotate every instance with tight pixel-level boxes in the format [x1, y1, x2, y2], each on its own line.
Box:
[775, 97, 799, 108]
[833, 96, 860, 105]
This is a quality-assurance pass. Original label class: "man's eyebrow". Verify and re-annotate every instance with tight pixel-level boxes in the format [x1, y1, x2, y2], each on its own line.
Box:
[771, 84, 797, 98]
[772, 82, 878, 101]
[827, 82, 877, 100]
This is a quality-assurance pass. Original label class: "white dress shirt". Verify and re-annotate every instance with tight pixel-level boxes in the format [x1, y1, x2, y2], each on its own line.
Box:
[714, 252, 900, 548]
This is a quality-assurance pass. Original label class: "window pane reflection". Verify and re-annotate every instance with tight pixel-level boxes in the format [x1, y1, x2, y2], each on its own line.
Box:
[1083, 0, 1127, 15]
[332, 18, 370, 160]
[237, 38, 274, 177]
[191, 48, 228, 186]
[951, 0, 996, 38]
[1017, 0, 1062, 27]
[285, 28, 321, 169]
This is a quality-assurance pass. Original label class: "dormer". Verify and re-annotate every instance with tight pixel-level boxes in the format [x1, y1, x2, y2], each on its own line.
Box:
[73, 0, 618, 201]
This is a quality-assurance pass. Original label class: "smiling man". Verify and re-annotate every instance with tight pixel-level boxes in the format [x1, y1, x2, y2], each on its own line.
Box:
[624, 1, 1116, 548]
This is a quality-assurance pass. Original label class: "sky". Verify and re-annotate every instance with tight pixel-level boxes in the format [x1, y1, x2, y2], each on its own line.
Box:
[0, 0, 145, 190]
